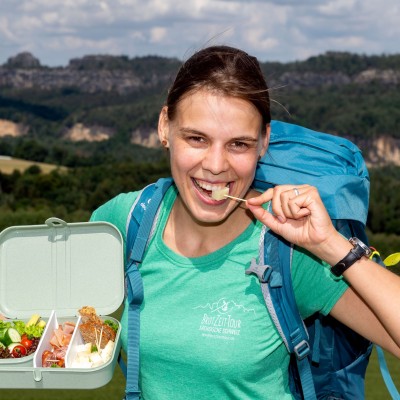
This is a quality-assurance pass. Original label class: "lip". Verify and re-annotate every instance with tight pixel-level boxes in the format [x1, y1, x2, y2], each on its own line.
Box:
[192, 178, 231, 204]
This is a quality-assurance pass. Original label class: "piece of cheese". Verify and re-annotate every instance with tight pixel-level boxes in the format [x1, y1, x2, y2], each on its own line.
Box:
[211, 187, 229, 200]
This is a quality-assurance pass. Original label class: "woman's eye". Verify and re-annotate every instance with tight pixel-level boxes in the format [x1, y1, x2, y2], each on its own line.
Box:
[188, 136, 206, 144]
[231, 141, 249, 150]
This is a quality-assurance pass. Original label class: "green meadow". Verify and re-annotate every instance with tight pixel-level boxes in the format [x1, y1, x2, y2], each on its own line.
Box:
[0, 156, 66, 174]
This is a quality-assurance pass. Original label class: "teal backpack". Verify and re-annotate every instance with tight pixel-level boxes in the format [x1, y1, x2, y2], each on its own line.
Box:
[120, 120, 398, 400]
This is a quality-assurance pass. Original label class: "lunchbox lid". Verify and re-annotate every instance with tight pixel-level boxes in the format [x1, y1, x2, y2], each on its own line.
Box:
[0, 217, 124, 319]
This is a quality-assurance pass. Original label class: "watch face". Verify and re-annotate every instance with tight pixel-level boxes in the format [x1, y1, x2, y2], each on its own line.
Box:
[350, 237, 372, 257]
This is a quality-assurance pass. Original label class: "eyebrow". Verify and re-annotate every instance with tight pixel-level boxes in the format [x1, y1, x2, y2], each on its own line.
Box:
[179, 127, 204, 135]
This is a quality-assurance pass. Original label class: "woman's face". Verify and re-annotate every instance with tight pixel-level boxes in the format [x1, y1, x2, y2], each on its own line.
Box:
[159, 89, 269, 224]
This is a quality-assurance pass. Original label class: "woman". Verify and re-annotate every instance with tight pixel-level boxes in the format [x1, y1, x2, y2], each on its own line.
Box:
[91, 45, 400, 399]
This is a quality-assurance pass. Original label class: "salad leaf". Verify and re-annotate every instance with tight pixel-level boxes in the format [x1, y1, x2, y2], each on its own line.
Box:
[13, 321, 26, 335]
[0, 321, 12, 330]
[25, 324, 44, 338]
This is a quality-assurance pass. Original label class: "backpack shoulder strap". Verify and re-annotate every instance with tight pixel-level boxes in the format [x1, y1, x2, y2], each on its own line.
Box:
[126, 177, 174, 264]
[123, 177, 173, 400]
[246, 225, 316, 400]
[370, 251, 400, 400]
[376, 345, 400, 400]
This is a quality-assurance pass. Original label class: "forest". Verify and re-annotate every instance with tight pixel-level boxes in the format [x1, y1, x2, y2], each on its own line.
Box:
[0, 159, 399, 262]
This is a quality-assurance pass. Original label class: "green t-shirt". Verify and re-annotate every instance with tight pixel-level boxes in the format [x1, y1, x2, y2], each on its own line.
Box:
[91, 185, 348, 400]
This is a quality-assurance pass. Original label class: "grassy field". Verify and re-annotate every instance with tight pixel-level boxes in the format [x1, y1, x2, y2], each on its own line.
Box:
[0, 156, 66, 174]
[366, 348, 400, 399]
[0, 346, 398, 399]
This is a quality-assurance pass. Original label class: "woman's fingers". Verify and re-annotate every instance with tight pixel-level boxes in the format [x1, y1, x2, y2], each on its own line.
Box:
[247, 184, 337, 253]
[247, 187, 274, 205]
[280, 188, 300, 220]
[248, 185, 312, 222]
[287, 189, 314, 219]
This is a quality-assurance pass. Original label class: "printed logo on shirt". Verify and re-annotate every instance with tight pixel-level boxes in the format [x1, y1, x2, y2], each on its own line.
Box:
[193, 298, 255, 341]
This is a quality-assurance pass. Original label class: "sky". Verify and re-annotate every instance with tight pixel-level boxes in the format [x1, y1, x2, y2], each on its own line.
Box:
[0, 0, 399, 67]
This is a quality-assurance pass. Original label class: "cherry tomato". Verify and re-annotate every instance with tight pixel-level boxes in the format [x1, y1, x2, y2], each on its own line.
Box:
[21, 335, 33, 349]
[11, 344, 27, 358]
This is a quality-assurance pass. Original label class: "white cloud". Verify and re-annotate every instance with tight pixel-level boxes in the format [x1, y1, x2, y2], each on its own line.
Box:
[0, 0, 399, 66]
[41, 12, 61, 25]
[317, 0, 357, 16]
[150, 27, 167, 43]
[0, 16, 18, 42]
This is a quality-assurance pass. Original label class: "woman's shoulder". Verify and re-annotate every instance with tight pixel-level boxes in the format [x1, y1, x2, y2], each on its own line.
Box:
[90, 191, 141, 238]
[91, 191, 141, 218]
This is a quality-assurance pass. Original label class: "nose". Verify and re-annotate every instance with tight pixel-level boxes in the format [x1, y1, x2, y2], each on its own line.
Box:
[202, 144, 229, 175]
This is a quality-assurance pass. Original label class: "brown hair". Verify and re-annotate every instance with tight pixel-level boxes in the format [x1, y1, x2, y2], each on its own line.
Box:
[166, 45, 271, 131]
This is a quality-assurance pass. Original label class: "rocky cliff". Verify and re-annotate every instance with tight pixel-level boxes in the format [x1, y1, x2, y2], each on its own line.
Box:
[2, 52, 400, 94]
[275, 69, 400, 88]
[0, 52, 176, 95]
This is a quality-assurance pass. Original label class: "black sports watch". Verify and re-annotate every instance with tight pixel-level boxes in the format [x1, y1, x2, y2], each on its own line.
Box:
[330, 237, 372, 277]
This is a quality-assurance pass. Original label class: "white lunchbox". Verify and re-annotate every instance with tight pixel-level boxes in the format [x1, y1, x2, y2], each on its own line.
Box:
[0, 217, 124, 389]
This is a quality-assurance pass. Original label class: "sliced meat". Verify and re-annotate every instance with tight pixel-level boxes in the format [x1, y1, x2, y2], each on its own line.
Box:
[63, 321, 76, 335]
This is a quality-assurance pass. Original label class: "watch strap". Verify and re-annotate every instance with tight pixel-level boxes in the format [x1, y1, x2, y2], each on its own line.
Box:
[331, 238, 371, 277]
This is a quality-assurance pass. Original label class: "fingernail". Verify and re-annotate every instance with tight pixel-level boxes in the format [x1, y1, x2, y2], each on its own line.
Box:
[277, 215, 285, 223]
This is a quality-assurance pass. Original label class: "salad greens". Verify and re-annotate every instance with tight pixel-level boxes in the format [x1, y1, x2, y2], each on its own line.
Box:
[25, 324, 45, 338]
[104, 319, 119, 333]
[13, 321, 26, 335]
[0, 319, 44, 339]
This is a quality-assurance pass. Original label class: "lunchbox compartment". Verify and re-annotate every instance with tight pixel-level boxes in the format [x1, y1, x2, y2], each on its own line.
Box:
[65, 316, 116, 369]
[0, 315, 48, 367]
[33, 310, 81, 368]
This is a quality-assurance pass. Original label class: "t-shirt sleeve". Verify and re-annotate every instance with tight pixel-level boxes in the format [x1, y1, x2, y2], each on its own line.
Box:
[90, 191, 140, 242]
[291, 246, 349, 319]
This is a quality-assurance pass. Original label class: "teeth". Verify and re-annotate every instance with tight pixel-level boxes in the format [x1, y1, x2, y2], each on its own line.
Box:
[195, 179, 227, 192]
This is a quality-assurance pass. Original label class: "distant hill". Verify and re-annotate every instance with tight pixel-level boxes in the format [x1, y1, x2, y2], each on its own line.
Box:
[2, 51, 400, 93]
[0, 51, 399, 167]
[0, 52, 180, 95]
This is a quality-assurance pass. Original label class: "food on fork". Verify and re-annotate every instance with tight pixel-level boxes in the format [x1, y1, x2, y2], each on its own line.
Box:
[211, 187, 246, 202]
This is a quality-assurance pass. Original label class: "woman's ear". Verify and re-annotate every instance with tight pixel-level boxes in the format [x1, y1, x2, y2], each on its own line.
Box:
[259, 123, 271, 158]
[158, 106, 170, 148]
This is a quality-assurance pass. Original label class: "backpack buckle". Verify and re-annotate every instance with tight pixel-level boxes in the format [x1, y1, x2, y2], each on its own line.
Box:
[294, 340, 310, 360]
[260, 266, 272, 283]
[245, 258, 272, 283]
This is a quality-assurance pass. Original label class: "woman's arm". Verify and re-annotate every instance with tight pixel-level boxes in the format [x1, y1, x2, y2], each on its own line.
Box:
[330, 284, 400, 358]
[246, 184, 400, 357]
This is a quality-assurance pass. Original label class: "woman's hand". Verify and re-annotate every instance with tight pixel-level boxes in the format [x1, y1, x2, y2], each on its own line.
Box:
[247, 184, 400, 356]
[246, 185, 342, 260]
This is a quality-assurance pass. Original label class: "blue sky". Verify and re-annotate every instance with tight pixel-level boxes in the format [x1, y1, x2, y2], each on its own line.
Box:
[1, 0, 399, 67]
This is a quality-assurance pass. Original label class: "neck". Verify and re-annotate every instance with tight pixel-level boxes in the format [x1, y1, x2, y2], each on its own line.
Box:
[163, 195, 255, 257]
